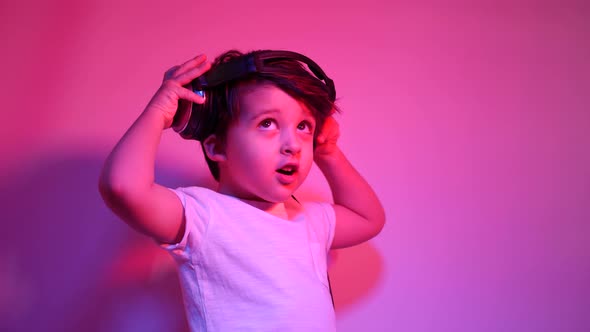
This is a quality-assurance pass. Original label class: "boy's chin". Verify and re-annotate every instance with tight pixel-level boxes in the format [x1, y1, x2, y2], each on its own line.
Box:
[261, 189, 301, 204]
[258, 192, 295, 204]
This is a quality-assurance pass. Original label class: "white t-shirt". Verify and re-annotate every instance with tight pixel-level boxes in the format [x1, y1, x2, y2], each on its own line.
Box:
[161, 186, 336, 332]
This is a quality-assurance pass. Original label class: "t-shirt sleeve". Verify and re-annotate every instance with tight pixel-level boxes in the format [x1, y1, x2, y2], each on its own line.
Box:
[304, 201, 336, 253]
[159, 187, 211, 260]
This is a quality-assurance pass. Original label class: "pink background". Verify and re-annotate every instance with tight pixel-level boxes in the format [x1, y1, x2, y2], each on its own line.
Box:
[1, 1, 588, 331]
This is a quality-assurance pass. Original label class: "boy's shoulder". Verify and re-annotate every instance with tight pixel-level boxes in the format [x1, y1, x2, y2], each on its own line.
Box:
[173, 185, 216, 197]
[169, 186, 233, 211]
[176, 185, 265, 202]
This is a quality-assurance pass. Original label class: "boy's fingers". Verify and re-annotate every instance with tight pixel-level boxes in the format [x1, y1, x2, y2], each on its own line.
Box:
[177, 85, 206, 104]
[163, 65, 181, 81]
[316, 123, 340, 146]
[174, 54, 208, 78]
[176, 61, 212, 85]
[182, 53, 207, 68]
[162, 54, 207, 82]
[319, 117, 339, 134]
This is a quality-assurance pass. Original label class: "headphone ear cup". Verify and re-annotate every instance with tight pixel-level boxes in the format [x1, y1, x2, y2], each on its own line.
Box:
[171, 85, 196, 135]
[181, 89, 215, 141]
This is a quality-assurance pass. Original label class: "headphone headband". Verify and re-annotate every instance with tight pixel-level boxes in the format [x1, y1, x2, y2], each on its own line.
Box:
[193, 50, 336, 101]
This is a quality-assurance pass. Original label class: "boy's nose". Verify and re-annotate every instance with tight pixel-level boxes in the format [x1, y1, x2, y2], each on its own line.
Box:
[280, 132, 302, 155]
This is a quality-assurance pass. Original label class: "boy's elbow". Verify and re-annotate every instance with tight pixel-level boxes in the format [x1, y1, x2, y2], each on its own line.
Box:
[98, 172, 145, 226]
[98, 170, 133, 208]
[371, 207, 386, 236]
[98, 173, 122, 208]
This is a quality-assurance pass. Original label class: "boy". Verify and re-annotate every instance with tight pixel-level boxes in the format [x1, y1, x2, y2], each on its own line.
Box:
[99, 50, 385, 331]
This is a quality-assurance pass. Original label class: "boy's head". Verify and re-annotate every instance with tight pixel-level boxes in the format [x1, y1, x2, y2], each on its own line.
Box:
[191, 50, 338, 185]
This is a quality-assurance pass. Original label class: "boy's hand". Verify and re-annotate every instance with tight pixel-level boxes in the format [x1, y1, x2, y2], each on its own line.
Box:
[314, 115, 340, 160]
[145, 54, 212, 128]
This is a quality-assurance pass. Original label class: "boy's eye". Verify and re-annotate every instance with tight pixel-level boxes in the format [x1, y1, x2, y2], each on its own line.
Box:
[297, 121, 313, 133]
[258, 119, 276, 129]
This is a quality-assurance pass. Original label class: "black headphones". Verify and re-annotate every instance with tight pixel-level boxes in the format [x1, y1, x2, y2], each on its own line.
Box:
[171, 50, 336, 140]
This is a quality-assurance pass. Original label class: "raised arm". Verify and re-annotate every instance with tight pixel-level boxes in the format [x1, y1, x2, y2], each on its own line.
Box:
[98, 54, 211, 244]
[314, 116, 386, 249]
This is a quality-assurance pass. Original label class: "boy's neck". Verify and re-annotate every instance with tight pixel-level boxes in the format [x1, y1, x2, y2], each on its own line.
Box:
[215, 184, 302, 220]
[242, 198, 289, 219]
[229, 194, 301, 221]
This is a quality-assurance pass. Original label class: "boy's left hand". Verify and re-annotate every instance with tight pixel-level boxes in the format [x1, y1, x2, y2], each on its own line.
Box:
[314, 115, 340, 159]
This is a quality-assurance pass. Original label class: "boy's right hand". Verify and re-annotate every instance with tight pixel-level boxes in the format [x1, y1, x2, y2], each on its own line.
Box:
[145, 54, 212, 128]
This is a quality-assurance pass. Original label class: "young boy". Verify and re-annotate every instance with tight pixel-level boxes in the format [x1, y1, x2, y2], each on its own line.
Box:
[99, 50, 385, 331]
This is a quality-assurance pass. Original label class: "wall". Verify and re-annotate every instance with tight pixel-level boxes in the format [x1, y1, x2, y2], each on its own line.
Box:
[1, 1, 588, 331]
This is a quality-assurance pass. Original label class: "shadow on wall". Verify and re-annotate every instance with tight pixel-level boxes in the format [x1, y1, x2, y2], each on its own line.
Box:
[0, 151, 383, 332]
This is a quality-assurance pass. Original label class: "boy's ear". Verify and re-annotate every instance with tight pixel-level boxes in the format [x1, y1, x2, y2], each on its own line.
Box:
[202, 134, 227, 162]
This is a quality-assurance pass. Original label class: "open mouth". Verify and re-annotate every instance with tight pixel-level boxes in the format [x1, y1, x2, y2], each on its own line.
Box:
[276, 165, 297, 176]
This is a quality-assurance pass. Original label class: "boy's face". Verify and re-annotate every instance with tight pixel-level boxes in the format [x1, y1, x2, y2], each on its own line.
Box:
[217, 83, 316, 203]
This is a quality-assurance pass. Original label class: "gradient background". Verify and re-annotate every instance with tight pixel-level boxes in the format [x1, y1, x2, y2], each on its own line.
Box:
[1, 1, 589, 331]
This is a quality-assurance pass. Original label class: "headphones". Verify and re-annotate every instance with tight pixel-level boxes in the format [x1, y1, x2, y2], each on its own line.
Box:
[171, 50, 336, 140]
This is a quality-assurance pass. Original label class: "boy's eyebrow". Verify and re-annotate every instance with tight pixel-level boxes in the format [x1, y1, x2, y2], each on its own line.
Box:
[249, 108, 280, 120]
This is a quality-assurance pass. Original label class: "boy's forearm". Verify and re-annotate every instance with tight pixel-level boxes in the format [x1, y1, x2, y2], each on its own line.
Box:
[315, 148, 386, 226]
[100, 109, 167, 193]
